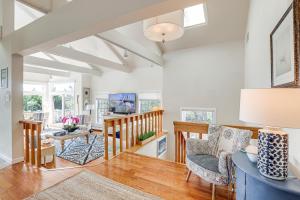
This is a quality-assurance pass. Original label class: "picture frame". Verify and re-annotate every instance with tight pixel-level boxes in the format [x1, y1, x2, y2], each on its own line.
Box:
[270, 0, 300, 88]
[1, 68, 8, 88]
[83, 88, 91, 110]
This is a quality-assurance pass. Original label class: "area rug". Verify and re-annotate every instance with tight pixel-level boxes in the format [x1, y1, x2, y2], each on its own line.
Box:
[26, 170, 160, 200]
[56, 134, 104, 165]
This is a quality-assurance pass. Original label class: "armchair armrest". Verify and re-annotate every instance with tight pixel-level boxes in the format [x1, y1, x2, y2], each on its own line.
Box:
[218, 151, 233, 176]
[186, 138, 210, 156]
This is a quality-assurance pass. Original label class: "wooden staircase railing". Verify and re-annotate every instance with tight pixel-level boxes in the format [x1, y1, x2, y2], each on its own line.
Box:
[19, 120, 43, 167]
[104, 110, 163, 160]
[174, 121, 260, 164]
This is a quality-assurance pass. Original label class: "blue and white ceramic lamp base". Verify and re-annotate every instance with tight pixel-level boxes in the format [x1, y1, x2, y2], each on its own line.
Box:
[257, 129, 288, 181]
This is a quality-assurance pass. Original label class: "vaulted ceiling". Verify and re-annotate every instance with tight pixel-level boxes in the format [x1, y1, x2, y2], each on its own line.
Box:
[117, 0, 249, 53]
[16, 0, 249, 78]
[17, 0, 70, 13]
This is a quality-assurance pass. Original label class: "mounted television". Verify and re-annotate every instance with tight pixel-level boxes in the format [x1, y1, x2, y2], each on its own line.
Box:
[109, 93, 136, 114]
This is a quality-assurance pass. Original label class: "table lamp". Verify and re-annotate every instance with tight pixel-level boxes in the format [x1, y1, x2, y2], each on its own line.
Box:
[239, 89, 300, 180]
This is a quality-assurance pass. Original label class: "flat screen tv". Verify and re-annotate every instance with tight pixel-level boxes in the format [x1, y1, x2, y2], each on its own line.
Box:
[109, 93, 136, 114]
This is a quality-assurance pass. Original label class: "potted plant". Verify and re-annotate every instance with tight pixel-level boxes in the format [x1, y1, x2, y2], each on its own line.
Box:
[62, 116, 80, 133]
[138, 131, 156, 145]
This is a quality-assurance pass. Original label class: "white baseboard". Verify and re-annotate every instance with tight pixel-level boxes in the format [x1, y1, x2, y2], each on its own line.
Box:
[0, 153, 12, 164]
[0, 153, 24, 164]
[12, 156, 24, 164]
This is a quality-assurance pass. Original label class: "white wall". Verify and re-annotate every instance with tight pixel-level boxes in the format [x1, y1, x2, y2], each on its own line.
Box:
[244, 0, 300, 176]
[163, 41, 245, 160]
[0, 0, 24, 163]
[91, 65, 163, 102]
[90, 56, 163, 121]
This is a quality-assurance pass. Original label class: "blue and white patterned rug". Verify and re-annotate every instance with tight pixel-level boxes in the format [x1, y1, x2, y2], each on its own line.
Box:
[56, 134, 104, 165]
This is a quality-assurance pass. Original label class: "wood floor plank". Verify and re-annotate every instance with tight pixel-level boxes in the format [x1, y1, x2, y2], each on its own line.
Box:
[0, 153, 230, 200]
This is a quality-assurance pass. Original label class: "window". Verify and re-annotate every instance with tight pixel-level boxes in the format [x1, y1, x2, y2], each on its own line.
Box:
[50, 82, 75, 123]
[181, 108, 216, 124]
[96, 98, 109, 124]
[23, 83, 46, 120]
[64, 94, 75, 116]
[184, 4, 207, 28]
[139, 99, 161, 113]
[138, 92, 161, 113]
[23, 95, 42, 112]
[53, 95, 63, 123]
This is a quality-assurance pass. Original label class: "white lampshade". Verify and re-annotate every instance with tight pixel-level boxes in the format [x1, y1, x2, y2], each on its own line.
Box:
[240, 89, 300, 128]
[143, 10, 184, 42]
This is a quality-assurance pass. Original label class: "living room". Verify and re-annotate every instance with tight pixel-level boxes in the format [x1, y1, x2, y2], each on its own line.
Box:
[1, 0, 300, 199]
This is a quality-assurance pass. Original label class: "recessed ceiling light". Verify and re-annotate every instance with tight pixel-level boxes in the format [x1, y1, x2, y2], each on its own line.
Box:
[184, 4, 207, 28]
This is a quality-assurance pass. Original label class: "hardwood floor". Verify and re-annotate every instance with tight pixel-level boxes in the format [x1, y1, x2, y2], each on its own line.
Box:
[0, 153, 230, 200]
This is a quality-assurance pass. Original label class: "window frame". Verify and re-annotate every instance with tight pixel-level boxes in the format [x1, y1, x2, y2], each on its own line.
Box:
[95, 97, 109, 124]
[180, 107, 217, 124]
[49, 81, 75, 123]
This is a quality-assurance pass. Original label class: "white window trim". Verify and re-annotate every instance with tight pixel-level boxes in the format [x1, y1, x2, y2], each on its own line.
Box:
[180, 107, 217, 124]
[95, 98, 109, 124]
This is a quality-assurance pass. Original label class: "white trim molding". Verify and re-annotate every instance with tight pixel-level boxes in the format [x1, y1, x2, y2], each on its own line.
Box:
[0, 153, 24, 164]
[180, 107, 217, 124]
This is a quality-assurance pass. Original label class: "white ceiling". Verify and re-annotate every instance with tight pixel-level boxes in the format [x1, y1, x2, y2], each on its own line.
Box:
[16, 0, 250, 77]
[19, 0, 250, 53]
[17, 0, 70, 13]
[117, 0, 250, 53]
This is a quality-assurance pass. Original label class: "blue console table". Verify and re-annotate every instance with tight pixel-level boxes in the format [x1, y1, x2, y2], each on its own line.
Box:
[232, 152, 300, 200]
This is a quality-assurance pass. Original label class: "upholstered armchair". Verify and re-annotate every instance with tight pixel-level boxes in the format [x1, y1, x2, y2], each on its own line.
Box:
[186, 125, 252, 200]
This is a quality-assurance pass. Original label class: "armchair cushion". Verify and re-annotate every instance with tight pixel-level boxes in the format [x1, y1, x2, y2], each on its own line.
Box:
[207, 125, 222, 155]
[186, 154, 228, 185]
[186, 139, 210, 156]
[218, 151, 232, 175]
[187, 154, 219, 173]
[217, 126, 252, 156]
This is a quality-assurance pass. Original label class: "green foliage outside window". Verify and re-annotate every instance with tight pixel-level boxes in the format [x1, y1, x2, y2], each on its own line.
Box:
[53, 95, 62, 110]
[23, 95, 42, 112]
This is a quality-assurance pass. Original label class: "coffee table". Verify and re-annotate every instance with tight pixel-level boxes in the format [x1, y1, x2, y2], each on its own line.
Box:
[44, 130, 90, 151]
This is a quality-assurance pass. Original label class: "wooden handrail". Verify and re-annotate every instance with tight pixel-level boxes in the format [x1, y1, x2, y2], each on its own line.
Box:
[173, 121, 261, 164]
[19, 120, 43, 167]
[104, 110, 163, 160]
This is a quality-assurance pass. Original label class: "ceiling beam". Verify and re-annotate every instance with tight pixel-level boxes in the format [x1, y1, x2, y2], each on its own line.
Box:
[44, 46, 131, 73]
[8, 0, 202, 55]
[101, 39, 126, 65]
[16, 0, 50, 13]
[97, 31, 164, 66]
[24, 65, 71, 77]
[24, 56, 103, 76]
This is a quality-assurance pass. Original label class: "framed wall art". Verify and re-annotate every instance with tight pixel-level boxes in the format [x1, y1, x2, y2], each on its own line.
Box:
[1, 68, 8, 88]
[83, 88, 91, 110]
[271, 0, 300, 87]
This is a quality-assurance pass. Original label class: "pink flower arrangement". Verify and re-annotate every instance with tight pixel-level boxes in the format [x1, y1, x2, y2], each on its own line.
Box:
[61, 116, 80, 125]
[71, 117, 80, 124]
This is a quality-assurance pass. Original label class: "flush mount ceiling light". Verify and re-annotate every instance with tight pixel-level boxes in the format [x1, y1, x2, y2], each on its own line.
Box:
[143, 10, 184, 43]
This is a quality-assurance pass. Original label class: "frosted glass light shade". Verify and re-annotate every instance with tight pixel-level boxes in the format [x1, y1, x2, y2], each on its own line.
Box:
[143, 10, 184, 42]
[239, 89, 300, 128]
